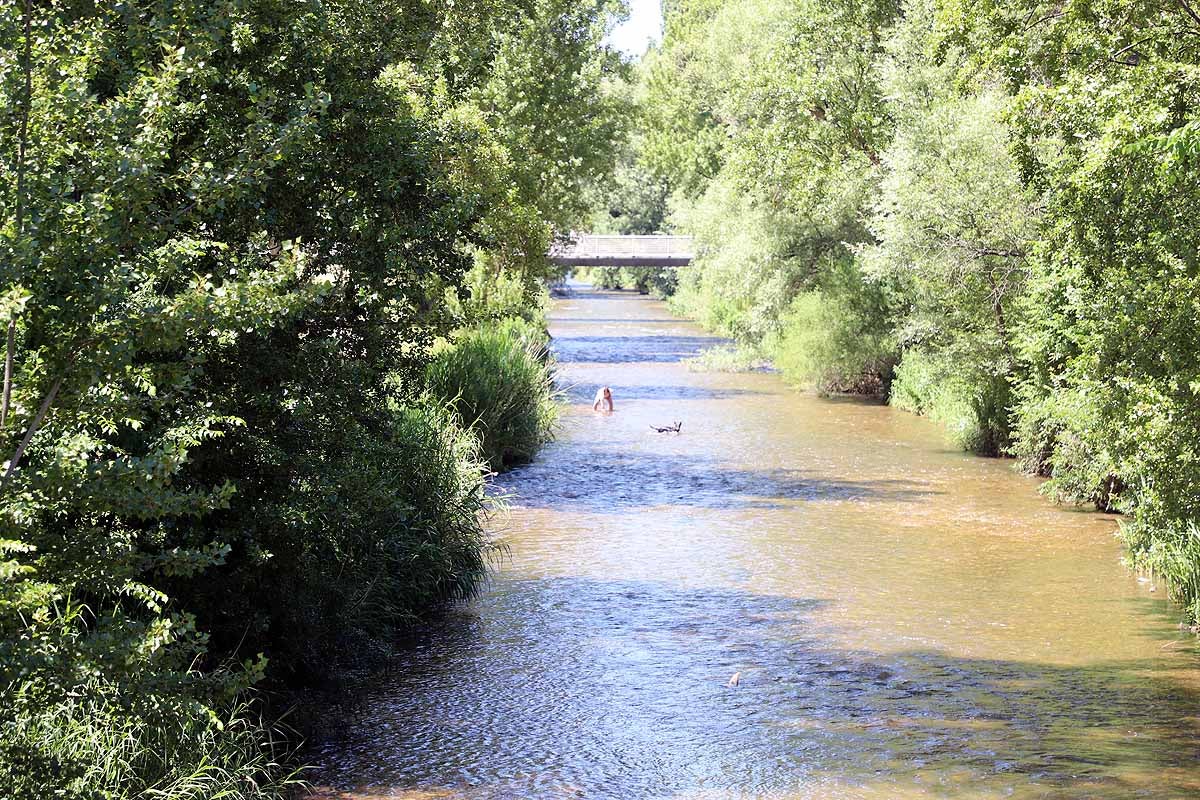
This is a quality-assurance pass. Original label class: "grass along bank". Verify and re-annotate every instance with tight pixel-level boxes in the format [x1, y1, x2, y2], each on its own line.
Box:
[427, 317, 559, 473]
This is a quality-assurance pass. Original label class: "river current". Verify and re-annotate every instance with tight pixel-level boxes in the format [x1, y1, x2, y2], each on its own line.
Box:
[309, 284, 1200, 799]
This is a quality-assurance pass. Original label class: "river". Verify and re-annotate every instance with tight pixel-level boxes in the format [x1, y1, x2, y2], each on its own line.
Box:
[309, 284, 1200, 799]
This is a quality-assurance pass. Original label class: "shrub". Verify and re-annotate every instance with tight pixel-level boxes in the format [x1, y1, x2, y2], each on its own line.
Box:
[426, 320, 558, 471]
[890, 348, 1013, 455]
[766, 260, 896, 396]
[169, 399, 494, 681]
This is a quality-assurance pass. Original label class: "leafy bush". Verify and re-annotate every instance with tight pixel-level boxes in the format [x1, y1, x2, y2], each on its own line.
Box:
[766, 259, 897, 396]
[891, 348, 1011, 454]
[665, 177, 842, 342]
[426, 320, 558, 471]
[177, 400, 493, 679]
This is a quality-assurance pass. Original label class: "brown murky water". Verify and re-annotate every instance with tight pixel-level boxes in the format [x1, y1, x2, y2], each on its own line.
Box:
[309, 285, 1200, 799]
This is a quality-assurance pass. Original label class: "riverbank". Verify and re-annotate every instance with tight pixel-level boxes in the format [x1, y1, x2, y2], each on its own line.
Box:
[306, 284, 1200, 799]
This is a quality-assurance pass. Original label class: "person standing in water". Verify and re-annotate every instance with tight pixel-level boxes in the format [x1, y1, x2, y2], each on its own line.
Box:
[593, 386, 614, 413]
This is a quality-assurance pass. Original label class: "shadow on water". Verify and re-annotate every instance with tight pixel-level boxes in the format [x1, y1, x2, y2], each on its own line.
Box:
[493, 447, 939, 512]
[307, 577, 1200, 799]
[552, 334, 725, 364]
[1118, 597, 1200, 644]
[559, 383, 768, 403]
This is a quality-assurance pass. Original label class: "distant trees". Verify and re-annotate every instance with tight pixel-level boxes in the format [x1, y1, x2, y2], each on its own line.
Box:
[619, 0, 1200, 618]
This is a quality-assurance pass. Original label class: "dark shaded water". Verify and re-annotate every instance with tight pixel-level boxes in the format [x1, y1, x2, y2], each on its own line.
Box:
[309, 286, 1200, 799]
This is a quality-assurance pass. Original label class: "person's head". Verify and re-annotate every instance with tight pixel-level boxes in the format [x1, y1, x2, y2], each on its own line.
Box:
[602, 386, 611, 399]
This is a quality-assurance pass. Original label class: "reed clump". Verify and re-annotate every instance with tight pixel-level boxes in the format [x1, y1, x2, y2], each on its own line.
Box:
[426, 319, 559, 471]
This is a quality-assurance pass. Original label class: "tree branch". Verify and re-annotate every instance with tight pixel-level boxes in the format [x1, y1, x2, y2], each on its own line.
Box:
[1179, 0, 1200, 29]
[1, 374, 62, 494]
[1024, 10, 1065, 31]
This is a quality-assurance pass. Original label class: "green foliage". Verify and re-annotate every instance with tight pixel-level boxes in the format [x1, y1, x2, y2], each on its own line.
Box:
[470, 0, 632, 285]
[426, 320, 559, 471]
[584, 79, 672, 237]
[582, 266, 678, 297]
[767, 279, 896, 396]
[577, 266, 622, 290]
[479, 0, 630, 232]
[585, 158, 672, 235]
[667, 176, 844, 342]
[891, 348, 1011, 454]
[0, 0, 621, 794]
[961, 1, 1200, 599]
[450, 260, 550, 328]
[642, 0, 898, 390]
[187, 399, 493, 678]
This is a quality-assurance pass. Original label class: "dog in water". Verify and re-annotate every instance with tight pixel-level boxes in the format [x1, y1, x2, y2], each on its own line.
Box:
[592, 386, 614, 413]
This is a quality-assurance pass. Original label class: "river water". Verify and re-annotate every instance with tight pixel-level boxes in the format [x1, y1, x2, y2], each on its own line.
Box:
[309, 285, 1200, 799]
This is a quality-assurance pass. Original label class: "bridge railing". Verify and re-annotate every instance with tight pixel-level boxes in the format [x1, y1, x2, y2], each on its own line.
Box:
[549, 234, 695, 266]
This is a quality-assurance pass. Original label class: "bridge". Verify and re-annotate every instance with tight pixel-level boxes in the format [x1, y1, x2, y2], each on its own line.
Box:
[548, 234, 694, 268]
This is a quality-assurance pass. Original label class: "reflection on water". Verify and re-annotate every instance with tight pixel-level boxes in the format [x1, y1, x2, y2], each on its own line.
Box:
[308, 285, 1200, 799]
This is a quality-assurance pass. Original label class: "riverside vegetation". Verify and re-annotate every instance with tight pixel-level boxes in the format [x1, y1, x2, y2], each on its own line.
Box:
[589, 1, 1200, 621]
[5, 0, 1200, 796]
[0, 0, 625, 797]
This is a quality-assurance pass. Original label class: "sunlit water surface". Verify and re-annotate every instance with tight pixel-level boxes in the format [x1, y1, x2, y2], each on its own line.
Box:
[308, 285, 1200, 799]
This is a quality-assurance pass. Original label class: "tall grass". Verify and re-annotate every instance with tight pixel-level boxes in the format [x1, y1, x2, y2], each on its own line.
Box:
[1, 659, 301, 800]
[426, 319, 558, 471]
[1122, 520, 1200, 623]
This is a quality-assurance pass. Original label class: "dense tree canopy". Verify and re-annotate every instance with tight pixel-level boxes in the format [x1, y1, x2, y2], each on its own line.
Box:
[0, 0, 626, 795]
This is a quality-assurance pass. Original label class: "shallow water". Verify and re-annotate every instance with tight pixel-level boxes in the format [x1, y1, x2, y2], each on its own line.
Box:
[308, 286, 1200, 799]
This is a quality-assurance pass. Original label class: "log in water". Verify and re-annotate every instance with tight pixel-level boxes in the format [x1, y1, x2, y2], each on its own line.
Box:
[309, 284, 1200, 799]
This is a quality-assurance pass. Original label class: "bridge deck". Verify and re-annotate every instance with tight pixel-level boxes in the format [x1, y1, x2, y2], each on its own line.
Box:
[549, 234, 693, 268]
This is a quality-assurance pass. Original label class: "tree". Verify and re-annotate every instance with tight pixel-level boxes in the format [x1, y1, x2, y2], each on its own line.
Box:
[0, 0, 627, 793]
